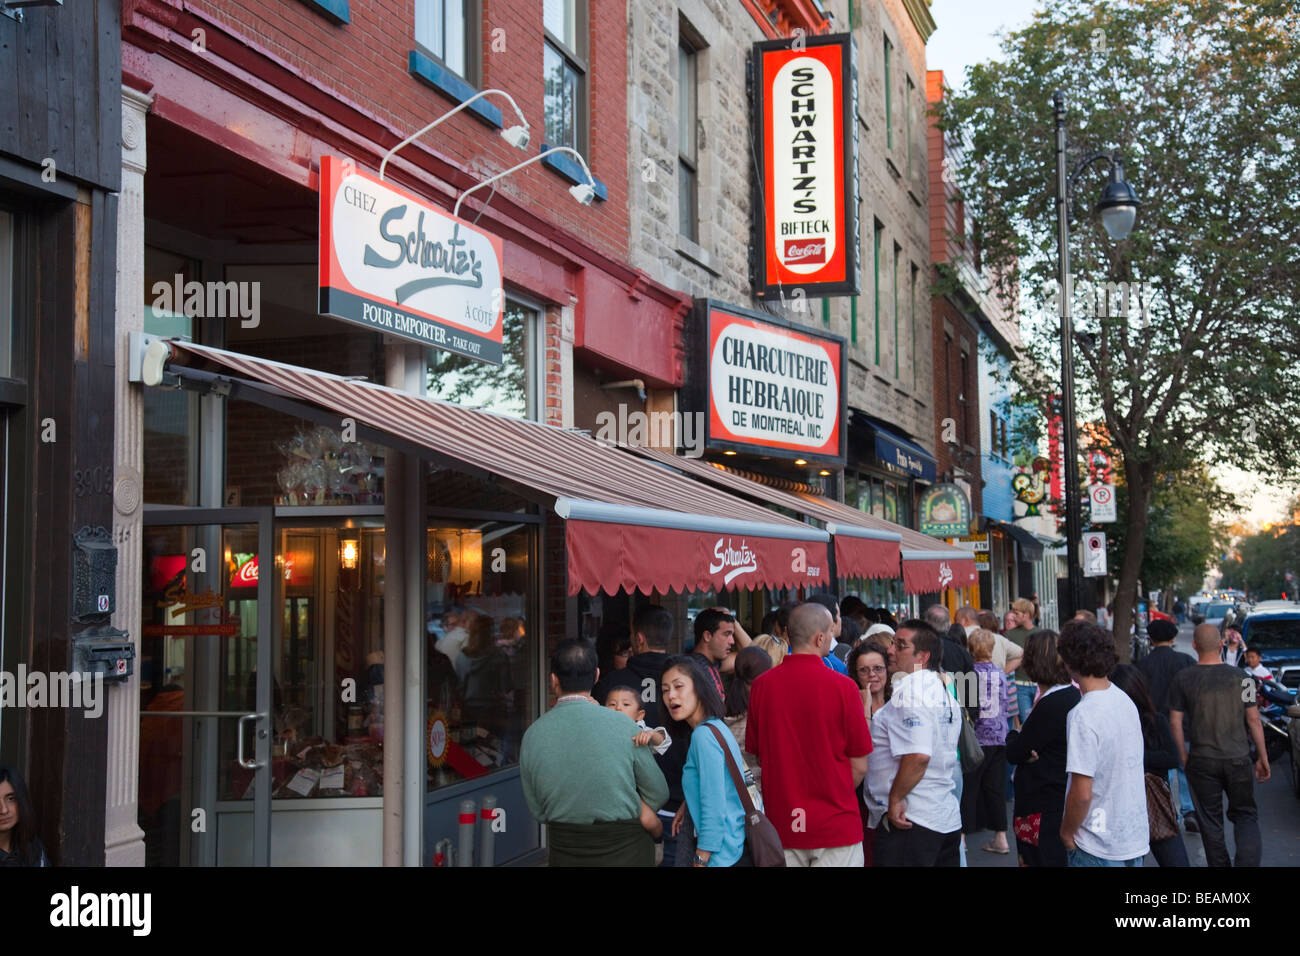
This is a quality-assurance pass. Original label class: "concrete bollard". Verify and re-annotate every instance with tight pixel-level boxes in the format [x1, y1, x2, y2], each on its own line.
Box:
[479, 794, 498, 867]
[457, 798, 476, 867]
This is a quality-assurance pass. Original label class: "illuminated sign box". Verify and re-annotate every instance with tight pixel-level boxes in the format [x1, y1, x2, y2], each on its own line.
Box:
[683, 299, 846, 466]
[750, 33, 860, 299]
[318, 155, 505, 364]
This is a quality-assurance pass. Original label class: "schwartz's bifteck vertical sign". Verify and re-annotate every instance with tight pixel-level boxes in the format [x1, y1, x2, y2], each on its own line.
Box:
[318, 155, 505, 364]
[751, 33, 860, 299]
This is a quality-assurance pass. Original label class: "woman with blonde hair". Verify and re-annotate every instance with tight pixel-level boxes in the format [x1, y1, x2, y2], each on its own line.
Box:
[752, 632, 787, 666]
[962, 629, 1016, 854]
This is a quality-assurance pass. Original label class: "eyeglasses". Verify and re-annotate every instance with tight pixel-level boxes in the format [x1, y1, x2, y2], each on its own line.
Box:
[860, 665, 887, 675]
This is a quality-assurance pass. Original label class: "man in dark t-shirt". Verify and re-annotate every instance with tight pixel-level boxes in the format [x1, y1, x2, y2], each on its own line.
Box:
[1138, 619, 1197, 825]
[1168, 624, 1270, 867]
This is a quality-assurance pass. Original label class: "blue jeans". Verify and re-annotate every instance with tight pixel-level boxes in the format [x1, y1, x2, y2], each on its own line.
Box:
[1171, 767, 1194, 818]
[1068, 846, 1144, 868]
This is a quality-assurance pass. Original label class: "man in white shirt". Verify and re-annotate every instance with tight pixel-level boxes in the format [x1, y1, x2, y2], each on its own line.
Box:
[865, 620, 962, 867]
[1057, 619, 1150, 866]
[955, 606, 1022, 675]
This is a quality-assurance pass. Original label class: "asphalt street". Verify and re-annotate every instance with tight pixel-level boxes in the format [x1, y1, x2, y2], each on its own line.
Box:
[965, 620, 1298, 867]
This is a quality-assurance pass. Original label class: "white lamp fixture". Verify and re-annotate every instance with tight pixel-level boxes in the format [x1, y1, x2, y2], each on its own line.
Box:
[453, 146, 600, 220]
[379, 88, 531, 181]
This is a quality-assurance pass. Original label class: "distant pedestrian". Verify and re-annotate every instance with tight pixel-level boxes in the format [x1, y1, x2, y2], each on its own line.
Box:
[724, 645, 772, 790]
[1003, 598, 1039, 728]
[806, 592, 852, 674]
[1057, 620, 1149, 867]
[865, 620, 963, 867]
[520, 640, 668, 866]
[690, 608, 735, 698]
[962, 629, 1014, 855]
[1110, 665, 1189, 867]
[924, 604, 977, 719]
[1168, 623, 1270, 867]
[1220, 628, 1247, 668]
[746, 602, 872, 867]
[1006, 629, 1079, 867]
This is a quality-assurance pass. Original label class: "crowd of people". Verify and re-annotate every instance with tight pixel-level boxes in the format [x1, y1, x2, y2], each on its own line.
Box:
[521, 595, 1275, 868]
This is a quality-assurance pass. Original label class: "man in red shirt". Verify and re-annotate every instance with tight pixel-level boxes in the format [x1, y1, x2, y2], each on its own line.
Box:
[746, 602, 872, 866]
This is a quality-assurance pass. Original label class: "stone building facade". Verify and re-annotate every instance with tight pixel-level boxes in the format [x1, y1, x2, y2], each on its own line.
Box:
[626, 0, 937, 478]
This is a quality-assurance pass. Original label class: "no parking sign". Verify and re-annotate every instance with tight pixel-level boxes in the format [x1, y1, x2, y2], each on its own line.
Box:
[1089, 483, 1116, 522]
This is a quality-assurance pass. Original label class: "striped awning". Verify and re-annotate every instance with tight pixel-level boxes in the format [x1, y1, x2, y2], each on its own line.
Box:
[628, 448, 977, 594]
[158, 341, 830, 596]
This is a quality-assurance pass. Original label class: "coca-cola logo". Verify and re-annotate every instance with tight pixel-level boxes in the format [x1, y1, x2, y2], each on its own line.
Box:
[232, 556, 259, 587]
[709, 537, 759, 586]
[783, 239, 827, 264]
[938, 561, 953, 588]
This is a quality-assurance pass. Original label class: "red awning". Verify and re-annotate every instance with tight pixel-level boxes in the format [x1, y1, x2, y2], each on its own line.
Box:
[155, 341, 830, 596]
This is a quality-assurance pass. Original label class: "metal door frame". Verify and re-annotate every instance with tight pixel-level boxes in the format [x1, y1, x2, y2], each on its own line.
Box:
[142, 506, 274, 866]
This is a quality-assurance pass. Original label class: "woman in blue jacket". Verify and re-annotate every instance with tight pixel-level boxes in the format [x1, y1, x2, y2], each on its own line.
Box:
[660, 655, 749, 867]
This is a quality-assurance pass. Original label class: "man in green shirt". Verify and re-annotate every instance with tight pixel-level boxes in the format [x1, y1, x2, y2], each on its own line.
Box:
[521, 639, 668, 866]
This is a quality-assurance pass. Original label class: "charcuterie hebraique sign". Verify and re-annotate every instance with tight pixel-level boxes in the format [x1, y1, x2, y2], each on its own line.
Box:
[318, 155, 505, 364]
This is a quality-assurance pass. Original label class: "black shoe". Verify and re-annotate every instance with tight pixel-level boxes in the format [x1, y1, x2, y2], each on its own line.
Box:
[1183, 815, 1200, 834]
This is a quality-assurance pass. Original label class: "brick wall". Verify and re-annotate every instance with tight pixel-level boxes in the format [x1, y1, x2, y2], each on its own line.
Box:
[179, 0, 629, 259]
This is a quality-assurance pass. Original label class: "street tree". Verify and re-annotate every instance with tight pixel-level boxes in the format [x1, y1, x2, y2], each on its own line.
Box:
[936, 0, 1300, 657]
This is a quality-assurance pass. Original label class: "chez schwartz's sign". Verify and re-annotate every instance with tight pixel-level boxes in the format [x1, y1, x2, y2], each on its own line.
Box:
[318, 155, 505, 364]
[685, 300, 846, 465]
[750, 33, 860, 299]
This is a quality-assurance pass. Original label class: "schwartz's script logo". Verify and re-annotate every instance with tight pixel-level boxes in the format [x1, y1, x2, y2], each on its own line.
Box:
[710, 538, 759, 585]
[363, 209, 484, 303]
[937, 561, 954, 588]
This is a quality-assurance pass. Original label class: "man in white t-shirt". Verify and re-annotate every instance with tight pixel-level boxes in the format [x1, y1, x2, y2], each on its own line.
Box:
[866, 620, 963, 867]
[1057, 619, 1149, 866]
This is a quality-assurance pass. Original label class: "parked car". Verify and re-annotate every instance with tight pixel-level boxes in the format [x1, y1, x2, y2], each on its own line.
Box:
[1241, 607, 1300, 693]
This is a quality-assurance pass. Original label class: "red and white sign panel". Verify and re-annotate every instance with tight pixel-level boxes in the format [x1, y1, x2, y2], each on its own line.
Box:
[565, 521, 829, 596]
[752, 34, 860, 298]
[318, 155, 505, 364]
[705, 303, 845, 463]
[901, 556, 979, 595]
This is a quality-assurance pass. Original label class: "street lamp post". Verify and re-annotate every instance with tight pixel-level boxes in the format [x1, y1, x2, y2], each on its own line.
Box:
[1052, 90, 1140, 620]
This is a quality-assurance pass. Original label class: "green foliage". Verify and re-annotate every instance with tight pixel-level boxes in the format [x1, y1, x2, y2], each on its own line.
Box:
[1218, 526, 1300, 598]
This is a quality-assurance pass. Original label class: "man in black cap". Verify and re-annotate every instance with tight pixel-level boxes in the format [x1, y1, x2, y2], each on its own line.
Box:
[1138, 618, 1198, 830]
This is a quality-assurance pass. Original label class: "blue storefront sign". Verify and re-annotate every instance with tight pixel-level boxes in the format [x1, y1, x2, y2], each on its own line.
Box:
[873, 425, 937, 481]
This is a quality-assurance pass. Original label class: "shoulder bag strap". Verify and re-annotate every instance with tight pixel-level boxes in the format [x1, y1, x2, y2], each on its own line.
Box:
[705, 721, 758, 817]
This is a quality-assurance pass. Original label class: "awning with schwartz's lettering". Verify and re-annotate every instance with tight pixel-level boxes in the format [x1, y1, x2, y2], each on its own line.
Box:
[149, 341, 830, 596]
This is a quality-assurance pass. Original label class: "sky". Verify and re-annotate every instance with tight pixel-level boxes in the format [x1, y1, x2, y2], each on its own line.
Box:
[925, 0, 1297, 532]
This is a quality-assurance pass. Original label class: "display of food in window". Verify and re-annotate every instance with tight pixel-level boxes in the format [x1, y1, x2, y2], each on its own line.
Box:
[274, 425, 384, 506]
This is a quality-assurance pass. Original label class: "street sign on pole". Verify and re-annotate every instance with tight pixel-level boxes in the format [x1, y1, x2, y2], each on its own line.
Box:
[1082, 532, 1107, 577]
[1089, 483, 1117, 522]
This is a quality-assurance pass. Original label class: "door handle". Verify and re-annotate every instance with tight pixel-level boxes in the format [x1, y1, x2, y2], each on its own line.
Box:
[238, 712, 266, 770]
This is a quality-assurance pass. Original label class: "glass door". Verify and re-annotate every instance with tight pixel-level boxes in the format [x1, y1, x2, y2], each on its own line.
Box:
[139, 508, 273, 866]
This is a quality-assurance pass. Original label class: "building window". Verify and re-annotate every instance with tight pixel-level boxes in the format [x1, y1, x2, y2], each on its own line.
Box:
[415, 0, 473, 81]
[892, 241, 901, 378]
[543, 0, 587, 153]
[905, 75, 915, 176]
[883, 36, 894, 151]
[677, 37, 699, 243]
[910, 262, 919, 387]
[144, 246, 201, 506]
[428, 298, 540, 421]
[873, 220, 883, 363]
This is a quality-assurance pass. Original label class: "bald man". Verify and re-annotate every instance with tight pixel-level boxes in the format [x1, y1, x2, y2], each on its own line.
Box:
[1168, 624, 1269, 867]
[746, 602, 872, 866]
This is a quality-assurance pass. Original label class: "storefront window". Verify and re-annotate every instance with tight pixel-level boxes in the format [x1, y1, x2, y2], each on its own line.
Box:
[426, 521, 536, 791]
[426, 300, 537, 420]
[143, 247, 200, 505]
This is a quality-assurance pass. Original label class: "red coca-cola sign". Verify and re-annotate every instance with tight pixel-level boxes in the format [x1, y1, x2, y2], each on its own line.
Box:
[782, 239, 827, 264]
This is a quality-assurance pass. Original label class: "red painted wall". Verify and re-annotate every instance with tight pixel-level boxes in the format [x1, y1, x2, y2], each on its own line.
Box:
[123, 0, 687, 386]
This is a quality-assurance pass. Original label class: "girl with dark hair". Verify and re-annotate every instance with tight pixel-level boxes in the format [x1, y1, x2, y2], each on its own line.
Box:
[661, 655, 750, 867]
[1005, 630, 1080, 867]
[0, 766, 49, 866]
[724, 645, 772, 795]
[1110, 664, 1190, 867]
